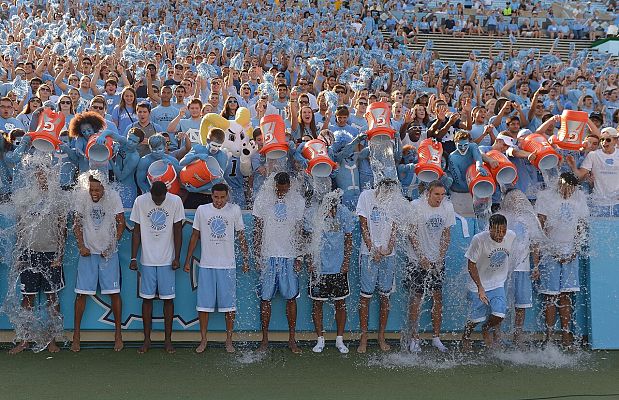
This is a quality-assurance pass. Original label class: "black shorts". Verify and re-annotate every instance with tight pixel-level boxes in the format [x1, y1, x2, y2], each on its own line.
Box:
[308, 272, 350, 301]
[403, 262, 445, 295]
[19, 251, 65, 295]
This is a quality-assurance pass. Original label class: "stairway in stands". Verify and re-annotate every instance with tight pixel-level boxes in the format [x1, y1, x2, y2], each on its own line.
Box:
[383, 32, 592, 65]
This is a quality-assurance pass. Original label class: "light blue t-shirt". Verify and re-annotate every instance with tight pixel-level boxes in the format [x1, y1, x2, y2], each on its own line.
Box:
[150, 105, 179, 131]
[305, 205, 355, 274]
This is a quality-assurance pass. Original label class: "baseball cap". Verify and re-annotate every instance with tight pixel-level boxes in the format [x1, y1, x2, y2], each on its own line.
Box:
[496, 133, 516, 147]
[516, 129, 532, 139]
[589, 112, 603, 122]
[601, 127, 618, 137]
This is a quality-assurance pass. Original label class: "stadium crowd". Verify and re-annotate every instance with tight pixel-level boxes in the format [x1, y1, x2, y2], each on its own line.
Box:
[0, 0, 618, 355]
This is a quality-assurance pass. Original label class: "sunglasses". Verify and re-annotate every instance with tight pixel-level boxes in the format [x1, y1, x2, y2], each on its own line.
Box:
[90, 105, 104, 110]
[601, 137, 616, 143]
[60, 101, 72, 105]
[174, 65, 184, 70]
[299, 100, 309, 105]
[40, 87, 51, 92]
[358, 102, 368, 106]
[228, 99, 238, 103]
[335, 91, 345, 94]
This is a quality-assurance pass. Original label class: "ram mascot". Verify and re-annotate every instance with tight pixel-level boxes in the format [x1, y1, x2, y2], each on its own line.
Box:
[198, 107, 256, 208]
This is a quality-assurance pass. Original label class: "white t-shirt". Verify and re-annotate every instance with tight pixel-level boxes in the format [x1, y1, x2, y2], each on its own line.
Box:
[356, 189, 395, 256]
[535, 189, 589, 257]
[76, 190, 124, 255]
[193, 203, 244, 269]
[406, 198, 456, 262]
[580, 148, 619, 205]
[505, 213, 544, 272]
[130, 193, 185, 266]
[465, 230, 516, 292]
[252, 192, 305, 258]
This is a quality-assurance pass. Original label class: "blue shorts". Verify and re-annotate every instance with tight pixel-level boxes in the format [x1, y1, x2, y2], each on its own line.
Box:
[538, 257, 579, 295]
[468, 287, 507, 323]
[75, 253, 121, 295]
[513, 271, 533, 309]
[197, 268, 236, 312]
[258, 257, 299, 301]
[359, 254, 396, 298]
[139, 265, 176, 300]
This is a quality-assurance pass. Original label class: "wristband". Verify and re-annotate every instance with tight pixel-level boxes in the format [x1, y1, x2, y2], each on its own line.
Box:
[131, 258, 137, 261]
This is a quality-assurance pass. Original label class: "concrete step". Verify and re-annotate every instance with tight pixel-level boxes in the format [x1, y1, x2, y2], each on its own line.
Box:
[381, 31, 594, 65]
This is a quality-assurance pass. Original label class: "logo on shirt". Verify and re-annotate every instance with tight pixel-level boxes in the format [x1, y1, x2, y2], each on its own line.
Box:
[90, 208, 106, 229]
[147, 208, 169, 231]
[559, 202, 573, 221]
[488, 248, 509, 270]
[370, 206, 385, 224]
[273, 201, 287, 221]
[605, 158, 614, 165]
[426, 214, 445, 234]
[208, 215, 228, 239]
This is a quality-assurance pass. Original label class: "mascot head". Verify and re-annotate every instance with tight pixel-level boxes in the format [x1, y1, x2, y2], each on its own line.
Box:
[199, 107, 254, 158]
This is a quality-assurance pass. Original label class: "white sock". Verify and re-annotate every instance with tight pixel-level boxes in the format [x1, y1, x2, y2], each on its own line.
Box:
[313, 336, 325, 353]
[335, 336, 349, 354]
[432, 336, 448, 352]
[409, 339, 421, 353]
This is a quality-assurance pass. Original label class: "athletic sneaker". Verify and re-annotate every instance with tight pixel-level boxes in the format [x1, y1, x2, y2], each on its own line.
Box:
[313, 336, 325, 353]
[432, 337, 448, 352]
[335, 336, 349, 354]
[409, 339, 421, 353]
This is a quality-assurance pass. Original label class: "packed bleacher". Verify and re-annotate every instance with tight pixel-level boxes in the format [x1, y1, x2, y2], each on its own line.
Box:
[0, 0, 618, 356]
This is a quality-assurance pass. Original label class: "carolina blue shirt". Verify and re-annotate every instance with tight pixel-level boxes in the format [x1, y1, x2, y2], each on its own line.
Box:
[0, 117, 26, 132]
[305, 205, 355, 274]
[151, 105, 180, 131]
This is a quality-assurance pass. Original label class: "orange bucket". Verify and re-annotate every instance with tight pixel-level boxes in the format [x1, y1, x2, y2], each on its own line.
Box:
[466, 164, 496, 198]
[484, 150, 518, 185]
[180, 157, 223, 188]
[520, 133, 560, 170]
[301, 139, 337, 177]
[147, 160, 181, 194]
[364, 102, 395, 142]
[30, 109, 65, 152]
[85, 134, 114, 162]
[552, 110, 588, 151]
[259, 114, 289, 159]
[414, 138, 444, 182]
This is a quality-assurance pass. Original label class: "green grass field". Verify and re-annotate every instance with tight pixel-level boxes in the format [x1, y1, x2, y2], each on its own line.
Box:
[1, 342, 618, 400]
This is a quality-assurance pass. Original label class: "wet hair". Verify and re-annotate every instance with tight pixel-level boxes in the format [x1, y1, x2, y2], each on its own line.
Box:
[489, 213, 507, 227]
[88, 174, 101, 184]
[427, 180, 445, 193]
[454, 130, 471, 142]
[127, 127, 145, 142]
[68, 111, 106, 138]
[150, 181, 167, 196]
[274, 171, 290, 185]
[559, 171, 579, 187]
[208, 128, 225, 143]
[212, 182, 229, 193]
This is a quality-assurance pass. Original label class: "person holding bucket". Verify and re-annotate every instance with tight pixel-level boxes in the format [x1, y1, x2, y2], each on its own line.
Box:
[179, 128, 228, 209]
[136, 134, 182, 195]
